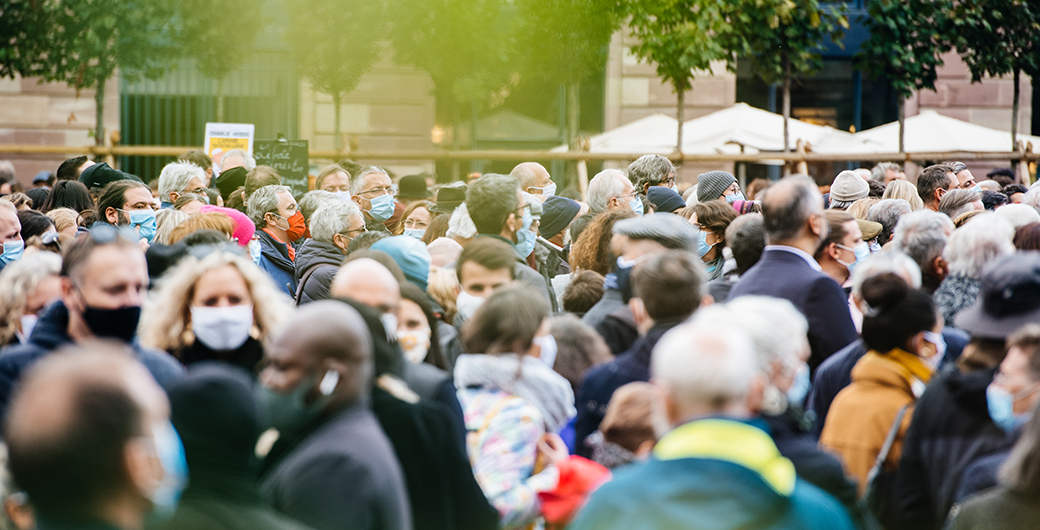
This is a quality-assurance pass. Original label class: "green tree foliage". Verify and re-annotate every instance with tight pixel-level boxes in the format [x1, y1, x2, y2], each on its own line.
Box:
[0, 0, 57, 80]
[516, 0, 622, 150]
[285, 0, 388, 152]
[176, 0, 265, 122]
[391, 0, 516, 147]
[856, 0, 952, 153]
[951, 0, 1040, 149]
[626, 0, 734, 151]
[729, 0, 847, 153]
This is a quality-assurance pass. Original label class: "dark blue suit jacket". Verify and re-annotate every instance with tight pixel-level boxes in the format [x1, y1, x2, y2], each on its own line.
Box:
[728, 248, 858, 373]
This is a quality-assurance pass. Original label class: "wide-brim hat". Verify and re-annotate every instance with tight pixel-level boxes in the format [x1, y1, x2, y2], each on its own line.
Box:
[431, 185, 466, 213]
[954, 252, 1040, 340]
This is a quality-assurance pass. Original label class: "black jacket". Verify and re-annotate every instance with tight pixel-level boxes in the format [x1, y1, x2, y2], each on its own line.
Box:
[256, 230, 297, 297]
[176, 337, 265, 375]
[0, 301, 184, 424]
[293, 240, 343, 305]
[261, 402, 411, 530]
[729, 249, 858, 373]
[890, 367, 1011, 530]
[372, 387, 498, 530]
[595, 305, 639, 356]
[574, 322, 679, 457]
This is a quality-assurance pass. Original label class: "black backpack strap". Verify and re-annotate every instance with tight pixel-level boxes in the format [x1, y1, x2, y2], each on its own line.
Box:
[294, 263, 328, 306]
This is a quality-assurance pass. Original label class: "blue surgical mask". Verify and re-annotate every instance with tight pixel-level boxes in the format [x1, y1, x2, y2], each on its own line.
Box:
[125, 209, 157, 243]
[1, 240, 24, 265]
[146, 420, 188, 522]
[987, 384, 1030, 432]
[726, 191, 746, 203]
[515, 208, 536, 258]
[367, 193, 395, 222]
[697, 230, 716, 258]
[971, 184, 982, 194]
[787, 364, 811, 407]
[248, 239, 262, 265]
[403, 228, 425, 240]
[629, 196, 644, 216]
[836, 242, 870, 273]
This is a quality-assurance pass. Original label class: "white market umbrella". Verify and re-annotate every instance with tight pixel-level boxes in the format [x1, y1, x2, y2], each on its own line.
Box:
[814, 110, 1040, 154]
[681, 102, 854, 154]
[551, 114, 679, 154]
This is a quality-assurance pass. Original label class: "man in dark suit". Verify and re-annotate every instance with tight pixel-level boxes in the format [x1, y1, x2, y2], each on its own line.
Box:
[729, 175, 858, 374]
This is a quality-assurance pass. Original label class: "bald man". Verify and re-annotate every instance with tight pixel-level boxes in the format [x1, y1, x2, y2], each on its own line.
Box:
[259, 301, 410, 530]
[510, 162, 555, 200]
[331, 259, 466, 432]
[6, 346, 185, 530]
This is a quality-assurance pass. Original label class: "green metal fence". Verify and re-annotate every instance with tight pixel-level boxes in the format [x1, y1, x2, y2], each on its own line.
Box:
[119, 52, 299, 181]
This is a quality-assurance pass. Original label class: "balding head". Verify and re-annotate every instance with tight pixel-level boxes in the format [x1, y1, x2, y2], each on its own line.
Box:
[330, 258, 401, 314]
[759, 175, 827, 251]
[511, 162, 553, 197]
[263, 301, 373, 412]
[6, 344, 168, 524]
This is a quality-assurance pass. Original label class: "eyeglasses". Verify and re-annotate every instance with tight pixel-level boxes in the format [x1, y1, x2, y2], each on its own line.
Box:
[359, 186, 396, 199]
[339, 226, 368, 241]
[88, 224, 139, 244]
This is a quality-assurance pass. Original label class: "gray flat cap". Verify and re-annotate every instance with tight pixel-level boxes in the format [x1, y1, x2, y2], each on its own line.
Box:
[613, 213, 698, 252]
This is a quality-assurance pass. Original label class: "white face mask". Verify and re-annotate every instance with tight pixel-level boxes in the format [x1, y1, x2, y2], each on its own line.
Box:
[456, 290, 486, 322]
[399, 328, 432, 364]
[533, 334, 557, 368]
[190, 304, 254, 351]
[19, 314, 38, 342]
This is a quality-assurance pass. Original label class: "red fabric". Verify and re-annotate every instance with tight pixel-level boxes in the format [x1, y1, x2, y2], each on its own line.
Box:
[385, 201, 406, 232]
[538, 456, 611, 525]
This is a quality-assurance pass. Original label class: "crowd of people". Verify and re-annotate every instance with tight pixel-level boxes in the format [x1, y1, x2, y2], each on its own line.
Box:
[1, 151, 1040, 530]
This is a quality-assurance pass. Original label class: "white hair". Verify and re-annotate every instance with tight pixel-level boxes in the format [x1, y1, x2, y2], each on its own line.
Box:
[943, 212, 1015, 278]
[309, 201, 363, 244]
[350, 165, 389, 196]
[427, 237, 464, 268]
[588, 169, 628, 214]
[1024, 187, 1040, 210]
[158, 161, 206, 200]
[717, 297, 808, 372]
[651, 317, 758, 416]
[247, 185, 292, 227]
[446, 202, 477, 239]
[891, 210, 955, 273]
[221, 149, 256, 171]
[996, 203, 1040, 229]
[850, 250, 922, 298]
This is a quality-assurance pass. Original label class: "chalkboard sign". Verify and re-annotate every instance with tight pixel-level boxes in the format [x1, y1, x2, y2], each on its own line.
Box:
[253, 140, 309, 196]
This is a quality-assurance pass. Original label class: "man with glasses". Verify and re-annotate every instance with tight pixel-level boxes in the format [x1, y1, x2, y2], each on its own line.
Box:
[628, 154, 676, 195]
[350, 166, 397, 233]
[248, 185, 306, 296]
[295, 200, 367, 305]
[158, 161, 209, 208]
[588, 169, 642, 215]
[0, 225, 184, 423]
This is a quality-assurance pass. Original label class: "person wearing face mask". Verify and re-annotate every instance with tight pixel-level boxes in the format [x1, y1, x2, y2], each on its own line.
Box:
[511, 162, 557, 201]
[455, 286, 576, 530]
[153, 364, 314, 530]
[258, 302, 411, 530]
[691, 201, 737, 281]
[730, 175, 858, 375]
[331, 258, 466, 434]
[575, 251, 707, 458]
[0, 200, 25, 272]
[452, 238, 517, 328]
[820, 273, 942, 499]
[466, 174, 556, 312]
[815, 210, 866, 290]
[6, 347, 188, 530]
[158, 161, 209, 209]
[695, 170, 743, 204]
[293, 201, 366, 305]
[0, 252, 62, 348]
[0, 225, 184, 424]
[248, 185, 306, 296]
[350, 166, 398, 233]
[140, 251, 294, 375]
[397, 283, 449, 369]
[394, 200, 435, 240]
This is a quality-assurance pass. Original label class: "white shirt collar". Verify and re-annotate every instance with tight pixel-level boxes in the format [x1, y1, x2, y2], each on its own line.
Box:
[765, 245, 823, 272]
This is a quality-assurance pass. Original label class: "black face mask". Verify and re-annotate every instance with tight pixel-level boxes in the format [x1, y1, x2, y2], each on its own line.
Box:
[81, 305, 142, 343]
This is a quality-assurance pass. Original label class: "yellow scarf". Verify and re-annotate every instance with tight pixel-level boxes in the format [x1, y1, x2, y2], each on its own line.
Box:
[875, 347, 935, 384]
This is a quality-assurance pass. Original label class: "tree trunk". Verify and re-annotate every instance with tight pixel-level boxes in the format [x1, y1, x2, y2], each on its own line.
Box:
[1012, 67, 1020, 151]
[676, 87, 685, 153]
[216, 77, 226, 122]
[333, 92, 342, 154]
[95, 80, 105, 149]
[898, 97, 905, 154]
[566, 83, 580, 150]
[782, 55, 791, 154]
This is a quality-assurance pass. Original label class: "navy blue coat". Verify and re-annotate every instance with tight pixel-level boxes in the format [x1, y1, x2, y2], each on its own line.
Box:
[729, 248, 859, 373]
[573, 322, 679, 457]
[257, 230, 297, 297]
[0, 301, 184, 424]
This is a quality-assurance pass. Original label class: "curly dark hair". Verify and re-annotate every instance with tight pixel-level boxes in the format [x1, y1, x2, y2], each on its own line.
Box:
[569, 210, 636, 276]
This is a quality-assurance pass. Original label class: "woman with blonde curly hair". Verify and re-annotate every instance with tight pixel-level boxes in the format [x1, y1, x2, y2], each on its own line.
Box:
[882, 179, 925, 211]
[140, 250, 293, 373]
[0, 252, 62, 347]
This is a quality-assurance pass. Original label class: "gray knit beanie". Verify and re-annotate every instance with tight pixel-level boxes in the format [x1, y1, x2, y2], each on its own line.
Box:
[696, 171, 737, 203]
